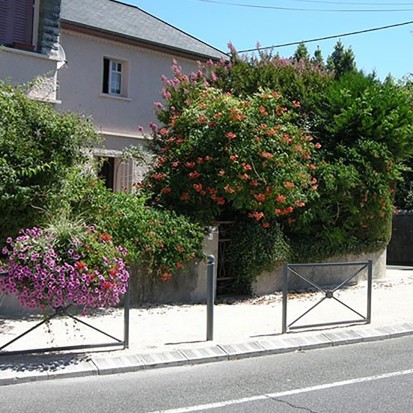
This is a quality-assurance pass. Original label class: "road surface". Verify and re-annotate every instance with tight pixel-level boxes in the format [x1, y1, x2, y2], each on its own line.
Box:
[1, 335, 412, 413]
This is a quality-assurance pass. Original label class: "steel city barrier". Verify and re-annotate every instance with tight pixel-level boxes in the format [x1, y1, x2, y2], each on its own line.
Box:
[0, 271, 130, 356]
[282, 261, 372, 333]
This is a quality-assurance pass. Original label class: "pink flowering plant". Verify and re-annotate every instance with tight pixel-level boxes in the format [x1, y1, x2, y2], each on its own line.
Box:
[145, 82, 320, 227]
[139, 57, 322, 293]
[0, 224, 129, 311]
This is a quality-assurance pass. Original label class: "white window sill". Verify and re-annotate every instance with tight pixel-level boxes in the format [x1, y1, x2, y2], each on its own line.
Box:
[99, 93, 132, 102]
[1, 45, 62, 62]
[41, 98, 62, 105]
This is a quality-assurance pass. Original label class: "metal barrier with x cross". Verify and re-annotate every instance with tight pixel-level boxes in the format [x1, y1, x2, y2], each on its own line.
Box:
[282, 261, 372, 333]
[0, 271, 130, 356]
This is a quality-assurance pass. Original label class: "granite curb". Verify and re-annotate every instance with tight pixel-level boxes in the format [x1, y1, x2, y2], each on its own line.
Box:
[1, 322, 413, 386]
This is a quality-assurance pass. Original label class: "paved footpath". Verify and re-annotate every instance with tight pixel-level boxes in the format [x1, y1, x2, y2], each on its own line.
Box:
[0, 266, 412, 386]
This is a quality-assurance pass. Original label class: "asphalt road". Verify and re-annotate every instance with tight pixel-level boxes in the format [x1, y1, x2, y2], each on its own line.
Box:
[1, 336, 413, 413]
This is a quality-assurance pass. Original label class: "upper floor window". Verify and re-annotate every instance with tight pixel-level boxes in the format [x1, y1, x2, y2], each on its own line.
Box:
[103, 57, 127, 96]
[0, 0, 35, 49]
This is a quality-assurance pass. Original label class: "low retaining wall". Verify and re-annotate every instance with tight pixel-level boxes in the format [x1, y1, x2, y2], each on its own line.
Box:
[252, 248, 387, 295]
[0, 240, 386, 313]
[129, 246, 387, 303]
[0, 228, 219, 314]
[128, 227, 219, 305]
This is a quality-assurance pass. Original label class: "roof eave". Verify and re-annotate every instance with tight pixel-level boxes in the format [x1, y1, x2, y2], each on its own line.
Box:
[61, 20, 228, 62]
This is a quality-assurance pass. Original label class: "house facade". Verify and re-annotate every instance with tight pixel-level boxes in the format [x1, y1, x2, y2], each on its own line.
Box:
[0, 0, 226, 190]
[0, 0, 64, 102]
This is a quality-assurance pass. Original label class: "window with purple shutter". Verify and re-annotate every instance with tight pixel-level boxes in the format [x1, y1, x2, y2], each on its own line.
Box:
[0, 0, 34, 48]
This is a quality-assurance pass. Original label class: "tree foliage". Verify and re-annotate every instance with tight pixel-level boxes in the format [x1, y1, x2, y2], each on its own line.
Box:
[143, 42, 413, 292]
[293, 43, 310, 62]
[0, 81, 98, 239]
[326, 40, 356, 78]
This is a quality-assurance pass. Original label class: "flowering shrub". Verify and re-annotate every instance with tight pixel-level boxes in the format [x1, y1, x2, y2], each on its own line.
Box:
[146, 48, 413, 294]
[207, 50, 412, 259]
[91, 191, 205, 282]
[145, 84, 320, 226]
[53, 171, 205, 282]
[0, 226, 129, 310]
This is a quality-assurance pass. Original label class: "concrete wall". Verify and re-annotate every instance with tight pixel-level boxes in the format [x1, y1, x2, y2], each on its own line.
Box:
[129, 228, 219, 305]
[0, 47, 61, 102]
[252, 248, 387, 295]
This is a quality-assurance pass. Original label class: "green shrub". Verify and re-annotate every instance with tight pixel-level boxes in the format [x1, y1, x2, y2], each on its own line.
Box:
[285, 71, 413, 259]
[0, 82, 98, 240]
[225, 216, 290, 294]
[313, 71, 413, 161]
[53, 169, 205, 280]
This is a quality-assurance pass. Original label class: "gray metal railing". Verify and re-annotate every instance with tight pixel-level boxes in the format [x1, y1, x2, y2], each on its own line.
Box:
[282, 261, 372, 333]
[0, 270, 130, 356]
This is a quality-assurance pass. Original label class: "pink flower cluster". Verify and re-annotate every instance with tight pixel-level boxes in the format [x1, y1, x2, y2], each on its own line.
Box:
[0, 227, 129, 310]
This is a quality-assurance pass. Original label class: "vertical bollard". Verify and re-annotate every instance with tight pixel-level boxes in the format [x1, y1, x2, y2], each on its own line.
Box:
[124, 268, 131, 349]
[282, 263, 288, 334]
[366, 260, 373, 324]
[206, 255, 215, 341]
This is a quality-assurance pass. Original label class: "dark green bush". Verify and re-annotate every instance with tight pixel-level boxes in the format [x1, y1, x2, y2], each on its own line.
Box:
[225, 216, 290, 294]
[0, 82, 98, 239]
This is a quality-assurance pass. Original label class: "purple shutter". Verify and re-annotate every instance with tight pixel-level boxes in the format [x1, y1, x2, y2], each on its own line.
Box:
[0, 1, 11, 44]
[0, 0, 34, 47]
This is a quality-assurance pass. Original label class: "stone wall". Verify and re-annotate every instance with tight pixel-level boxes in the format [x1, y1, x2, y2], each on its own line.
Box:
[38, 0, 62, 56]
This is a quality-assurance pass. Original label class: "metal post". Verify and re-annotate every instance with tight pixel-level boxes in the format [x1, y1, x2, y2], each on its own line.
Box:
[123, 269, 131, 349]
[206, 255, 215, 341]
[366, 260, 373, 324]
[282, 263, 288, 334]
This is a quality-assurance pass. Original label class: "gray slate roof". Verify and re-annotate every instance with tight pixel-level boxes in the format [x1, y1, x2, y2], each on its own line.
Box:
[61, 0, 226, 60]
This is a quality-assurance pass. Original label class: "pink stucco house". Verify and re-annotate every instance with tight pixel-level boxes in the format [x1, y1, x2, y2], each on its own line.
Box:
[0, 0, 226, 190]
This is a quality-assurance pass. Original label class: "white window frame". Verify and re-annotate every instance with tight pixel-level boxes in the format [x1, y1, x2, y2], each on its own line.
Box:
[114, 158, 135, 192]
[103, 57, 128, 97]
[109, 60, 122, 95]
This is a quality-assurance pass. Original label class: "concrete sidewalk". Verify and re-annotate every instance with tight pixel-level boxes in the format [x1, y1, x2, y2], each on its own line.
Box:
[0, 265, 412, 386]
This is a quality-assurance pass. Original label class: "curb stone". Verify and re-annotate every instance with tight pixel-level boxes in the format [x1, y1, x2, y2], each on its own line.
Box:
[1, 323, 413, 386]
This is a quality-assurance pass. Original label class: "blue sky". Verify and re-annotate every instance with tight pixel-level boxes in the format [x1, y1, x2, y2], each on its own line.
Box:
[126, 0, 413, 81]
